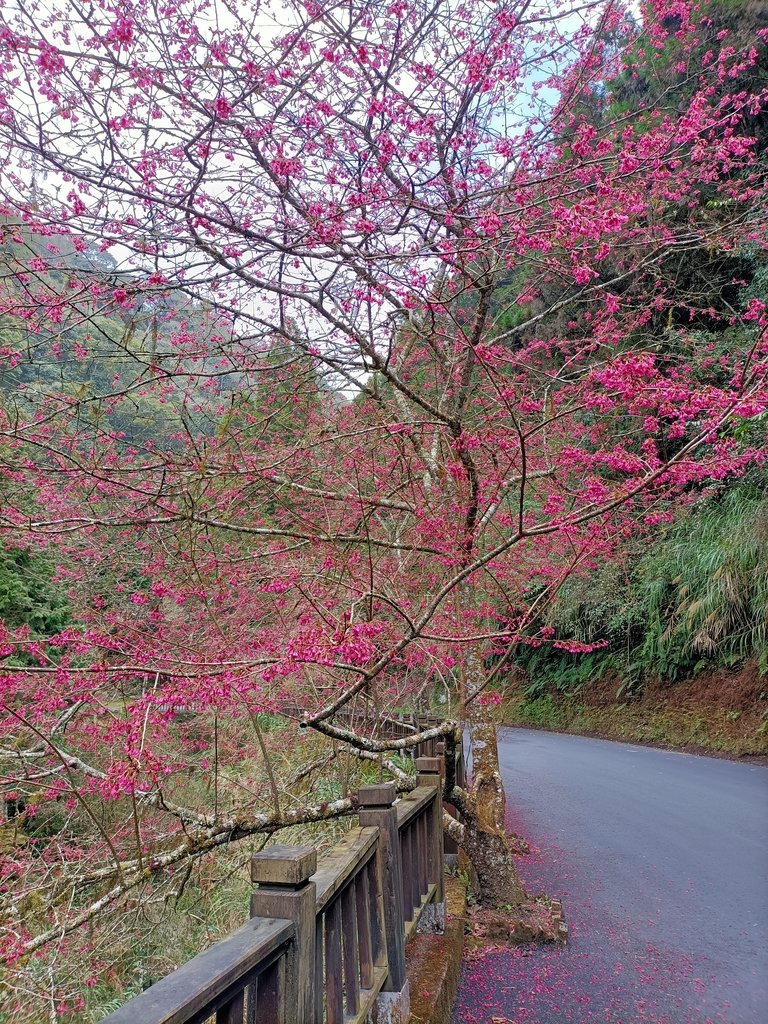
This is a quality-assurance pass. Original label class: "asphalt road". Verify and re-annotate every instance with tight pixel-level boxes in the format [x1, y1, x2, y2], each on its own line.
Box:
[453, 728, 768, 1024]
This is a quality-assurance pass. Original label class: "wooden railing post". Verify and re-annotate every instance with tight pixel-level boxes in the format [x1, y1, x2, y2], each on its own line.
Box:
[357, 782, 410, 1022]
[414, 755, 446, 933]
[251, 845, 317, 1024]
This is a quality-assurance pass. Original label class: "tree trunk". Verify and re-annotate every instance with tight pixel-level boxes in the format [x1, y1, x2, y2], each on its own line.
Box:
[460, 813, 527, 908]
[456, 639, 527, 909]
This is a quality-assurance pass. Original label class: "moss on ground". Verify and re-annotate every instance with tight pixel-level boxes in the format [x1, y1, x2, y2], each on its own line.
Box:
[407, 875, 468, 1024]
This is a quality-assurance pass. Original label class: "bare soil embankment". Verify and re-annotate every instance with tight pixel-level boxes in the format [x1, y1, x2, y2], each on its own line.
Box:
[502, 661, 768, 760]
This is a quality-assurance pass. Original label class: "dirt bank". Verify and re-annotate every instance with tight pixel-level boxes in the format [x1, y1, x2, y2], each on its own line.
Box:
[502, 661, 768, 759]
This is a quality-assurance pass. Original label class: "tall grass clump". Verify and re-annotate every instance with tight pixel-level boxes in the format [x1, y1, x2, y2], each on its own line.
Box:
[514, 477, 768, 694]
[637, 483, 768, 679]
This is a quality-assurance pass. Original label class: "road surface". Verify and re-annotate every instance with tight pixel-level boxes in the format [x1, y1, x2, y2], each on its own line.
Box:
[452, 728, 768, 1024]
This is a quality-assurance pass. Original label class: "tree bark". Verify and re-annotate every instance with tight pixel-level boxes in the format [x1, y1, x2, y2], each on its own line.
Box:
[455, 634, 527, 908]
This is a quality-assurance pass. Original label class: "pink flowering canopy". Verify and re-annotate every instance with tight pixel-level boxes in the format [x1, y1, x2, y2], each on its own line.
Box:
[0, 0, 765, 1000]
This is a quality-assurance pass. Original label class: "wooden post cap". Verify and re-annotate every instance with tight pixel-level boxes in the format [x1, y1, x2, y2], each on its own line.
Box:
[251, 845, 317, 886]
[357, 782, 397, 807]
[414, 756, 441, 774]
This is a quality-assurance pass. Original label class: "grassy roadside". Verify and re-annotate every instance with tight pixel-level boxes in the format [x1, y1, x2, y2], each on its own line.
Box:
[500, 662, 768, 758]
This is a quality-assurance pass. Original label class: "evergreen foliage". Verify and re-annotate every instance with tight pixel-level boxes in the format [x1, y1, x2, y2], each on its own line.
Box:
[0, 546, 69, 639]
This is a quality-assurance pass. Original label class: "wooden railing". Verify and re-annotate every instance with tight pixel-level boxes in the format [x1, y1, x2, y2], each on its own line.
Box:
[101, 742, 461, 1024]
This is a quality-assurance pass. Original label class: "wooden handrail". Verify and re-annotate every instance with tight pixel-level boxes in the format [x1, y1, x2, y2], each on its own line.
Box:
[313, 826, 379, 913]
[100, 917, 294, 1024]
[395, 784, 435, 829]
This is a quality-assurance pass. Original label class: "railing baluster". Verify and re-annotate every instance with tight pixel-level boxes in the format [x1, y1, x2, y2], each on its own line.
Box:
[418, 810, 428, 899]
[216, 990, 245, 1024]
[356, 868, 374, 989]
[365, 855, 384, 967]
[409, 823, 419, 913]
[256, 956, 283, 1024]
[342, 882, 360, 1015]
[403, 819, 415, 925]
[246, 979, 257, 1024]
[325, 898, 344, 1024]
[416, 820, 424, 902]
[314, 916, 324, 1024]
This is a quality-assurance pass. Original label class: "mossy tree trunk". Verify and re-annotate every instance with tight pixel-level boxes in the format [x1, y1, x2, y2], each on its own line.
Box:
[451, 639, 527, 909]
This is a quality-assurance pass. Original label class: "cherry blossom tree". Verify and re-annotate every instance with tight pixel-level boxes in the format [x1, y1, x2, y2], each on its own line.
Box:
[0, 0, 766, 1008]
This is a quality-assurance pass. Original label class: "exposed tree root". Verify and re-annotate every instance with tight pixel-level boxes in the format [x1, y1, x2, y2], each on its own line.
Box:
[465, 895, 568, 949]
